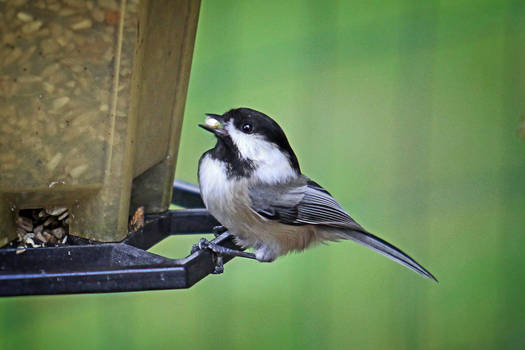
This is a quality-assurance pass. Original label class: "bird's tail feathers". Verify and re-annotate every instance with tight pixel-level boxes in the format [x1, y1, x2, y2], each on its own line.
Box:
[336, 229, 437, 281]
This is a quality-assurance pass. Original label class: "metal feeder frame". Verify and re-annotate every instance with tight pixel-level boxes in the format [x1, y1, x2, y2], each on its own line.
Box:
[0, 181, 240, 297]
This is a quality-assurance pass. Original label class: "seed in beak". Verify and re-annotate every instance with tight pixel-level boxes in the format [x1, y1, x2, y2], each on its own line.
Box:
[205, 116, 221, 128]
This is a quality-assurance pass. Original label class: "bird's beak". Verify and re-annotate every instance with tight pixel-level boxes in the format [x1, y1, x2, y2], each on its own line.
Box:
[199, 113, 228, 137]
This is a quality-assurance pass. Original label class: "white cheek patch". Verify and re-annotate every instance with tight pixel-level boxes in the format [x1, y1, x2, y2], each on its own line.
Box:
[227, 123, 297, 184]
[227, 126, 265, 161]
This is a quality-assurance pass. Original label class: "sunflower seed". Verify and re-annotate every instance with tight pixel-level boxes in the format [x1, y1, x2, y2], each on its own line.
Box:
[45, 207, 68, 216]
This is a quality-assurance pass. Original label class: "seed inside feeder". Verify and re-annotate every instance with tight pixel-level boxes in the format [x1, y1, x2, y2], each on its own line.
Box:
[11, 208, 70, 250]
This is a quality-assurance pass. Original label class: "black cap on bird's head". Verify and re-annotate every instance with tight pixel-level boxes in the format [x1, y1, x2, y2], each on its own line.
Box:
[199, 108, 301, 175]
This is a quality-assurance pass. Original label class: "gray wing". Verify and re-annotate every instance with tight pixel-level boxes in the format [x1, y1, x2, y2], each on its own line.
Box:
[249, 177, 364, 231]
[249, 177, 438, 281]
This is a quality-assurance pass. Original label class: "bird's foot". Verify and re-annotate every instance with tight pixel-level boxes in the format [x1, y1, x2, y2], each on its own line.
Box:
[212, 225, 227, 237]
[190, 237, 256, 274]
[191, 238, 223, 273]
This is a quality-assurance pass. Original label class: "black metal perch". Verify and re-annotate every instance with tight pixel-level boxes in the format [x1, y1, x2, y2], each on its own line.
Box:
[0, 181, 240, 297]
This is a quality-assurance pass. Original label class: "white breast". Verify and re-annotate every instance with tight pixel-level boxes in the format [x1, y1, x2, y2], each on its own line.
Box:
[199, 154, 229, 207]
[199, 154, 250, 232]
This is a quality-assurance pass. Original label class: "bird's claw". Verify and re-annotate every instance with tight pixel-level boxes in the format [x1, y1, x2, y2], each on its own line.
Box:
[190, 238, 225, 274]
[190, 238, 208, 254]
[191, 236, 257, 274]
[213, 255, 224, 274]
[212, 225, 227, 237]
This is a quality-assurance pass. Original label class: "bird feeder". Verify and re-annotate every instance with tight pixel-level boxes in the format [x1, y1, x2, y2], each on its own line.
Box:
[0, 0, 239, 296]
[0, 0, 199, 242]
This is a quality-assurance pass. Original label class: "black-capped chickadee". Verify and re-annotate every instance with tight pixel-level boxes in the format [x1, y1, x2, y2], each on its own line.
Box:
[197, 107, 436, 281]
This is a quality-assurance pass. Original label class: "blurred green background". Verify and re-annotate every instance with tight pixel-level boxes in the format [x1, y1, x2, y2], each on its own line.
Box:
[1, 0, 524, 349]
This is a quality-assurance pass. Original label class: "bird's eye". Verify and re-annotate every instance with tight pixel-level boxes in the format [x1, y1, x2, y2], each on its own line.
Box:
[241, 123, 253, 134]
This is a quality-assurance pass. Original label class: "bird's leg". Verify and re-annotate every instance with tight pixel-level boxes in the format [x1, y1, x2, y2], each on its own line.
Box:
[212, 225, 227, 237]
[190, 238, 256, 274]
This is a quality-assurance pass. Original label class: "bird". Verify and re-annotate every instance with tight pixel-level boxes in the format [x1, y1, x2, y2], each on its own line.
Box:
[196, 107, 437, 281]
